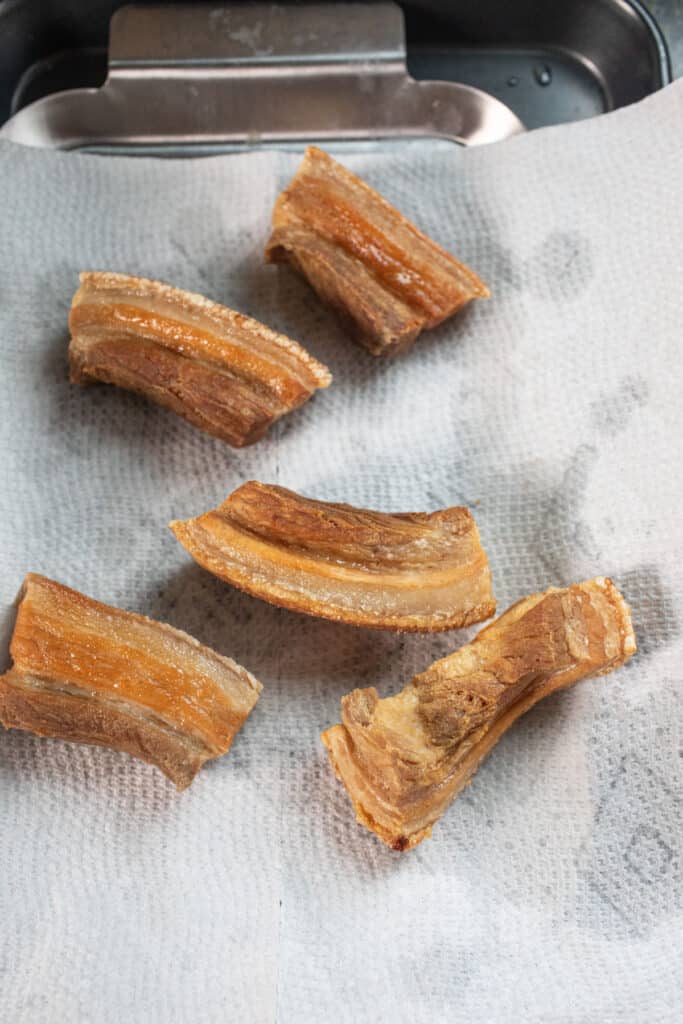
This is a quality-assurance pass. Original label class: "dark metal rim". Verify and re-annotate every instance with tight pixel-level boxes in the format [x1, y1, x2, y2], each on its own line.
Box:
[625, 0, 672, 86]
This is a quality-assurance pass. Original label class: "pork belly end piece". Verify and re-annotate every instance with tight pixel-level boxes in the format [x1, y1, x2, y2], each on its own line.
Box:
[170, 481, 495, 632]
[69, 271, 331, 446]
[322, 577, 636, 849]
[0, 574, 263, 788]
[265, 147, 489, 356]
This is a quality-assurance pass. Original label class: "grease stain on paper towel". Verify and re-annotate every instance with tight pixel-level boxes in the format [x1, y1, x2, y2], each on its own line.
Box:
[616, 564, 679, 657]
[528, 230, 593, 301]
[590, 376, 649, 436]
[486, 444, 600, 596]
[576, 726, 683, 940]
[450, 199, 523, 299]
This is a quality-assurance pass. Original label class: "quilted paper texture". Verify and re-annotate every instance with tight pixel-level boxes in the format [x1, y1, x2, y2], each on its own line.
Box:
[1, 82, 683, 1023]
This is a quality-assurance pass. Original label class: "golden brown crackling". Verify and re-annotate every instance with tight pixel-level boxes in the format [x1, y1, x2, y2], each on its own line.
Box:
[68, 271, 331, 446]
[0, 574, 263, 788]
[170, 481, 495, 632]
[0, 675, 209, 789]
[267, 224, 424, 356]
[265, 146, 489, 356]
[321, 578, 636, 849]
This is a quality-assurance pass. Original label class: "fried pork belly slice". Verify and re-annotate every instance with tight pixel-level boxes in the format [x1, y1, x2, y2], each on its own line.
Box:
[170, 481, 495, 632]
[322, 578, 636, 850]
[0, 574, 262, 788]
[68, 271, 331, 446]
[265, 146, 489, 356]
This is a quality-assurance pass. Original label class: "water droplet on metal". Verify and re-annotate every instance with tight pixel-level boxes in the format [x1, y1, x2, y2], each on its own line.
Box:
[533, 64, 552, 86]
[507, 75, 519, 87]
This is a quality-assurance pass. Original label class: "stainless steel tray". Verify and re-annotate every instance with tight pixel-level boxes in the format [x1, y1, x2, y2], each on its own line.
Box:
[0, 0, 671, 153]
[0, 4, 524, 151]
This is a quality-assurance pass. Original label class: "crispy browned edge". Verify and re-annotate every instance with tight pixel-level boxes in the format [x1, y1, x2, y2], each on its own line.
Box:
[68, 271, 332, 446]
[264, 146, 490, 355]
[169, 483, 496, 633]
[69, 271, 332, 384]
[266, 147, 491, 299]
[0, 574, 263, 789]
[174, 554, 494, 635]
[321, 578, 636, 850]
[0, 676, 210, 789]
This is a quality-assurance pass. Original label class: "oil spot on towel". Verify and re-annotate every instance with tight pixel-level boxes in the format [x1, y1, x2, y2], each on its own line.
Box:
[590, 376, 649, 436]
[483, 444, 601, 599]
[527, 230, 593, 301]
[576, 709, 683, 941]
[615, 564, 679, 657]
[452, 199, 524, 299]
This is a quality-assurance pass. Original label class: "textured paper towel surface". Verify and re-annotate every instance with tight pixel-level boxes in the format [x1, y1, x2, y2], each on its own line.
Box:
[1, 82, 683, 1023]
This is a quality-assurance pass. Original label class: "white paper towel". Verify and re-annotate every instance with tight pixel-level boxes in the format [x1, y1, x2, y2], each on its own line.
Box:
[1, 81, 682, 1023]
